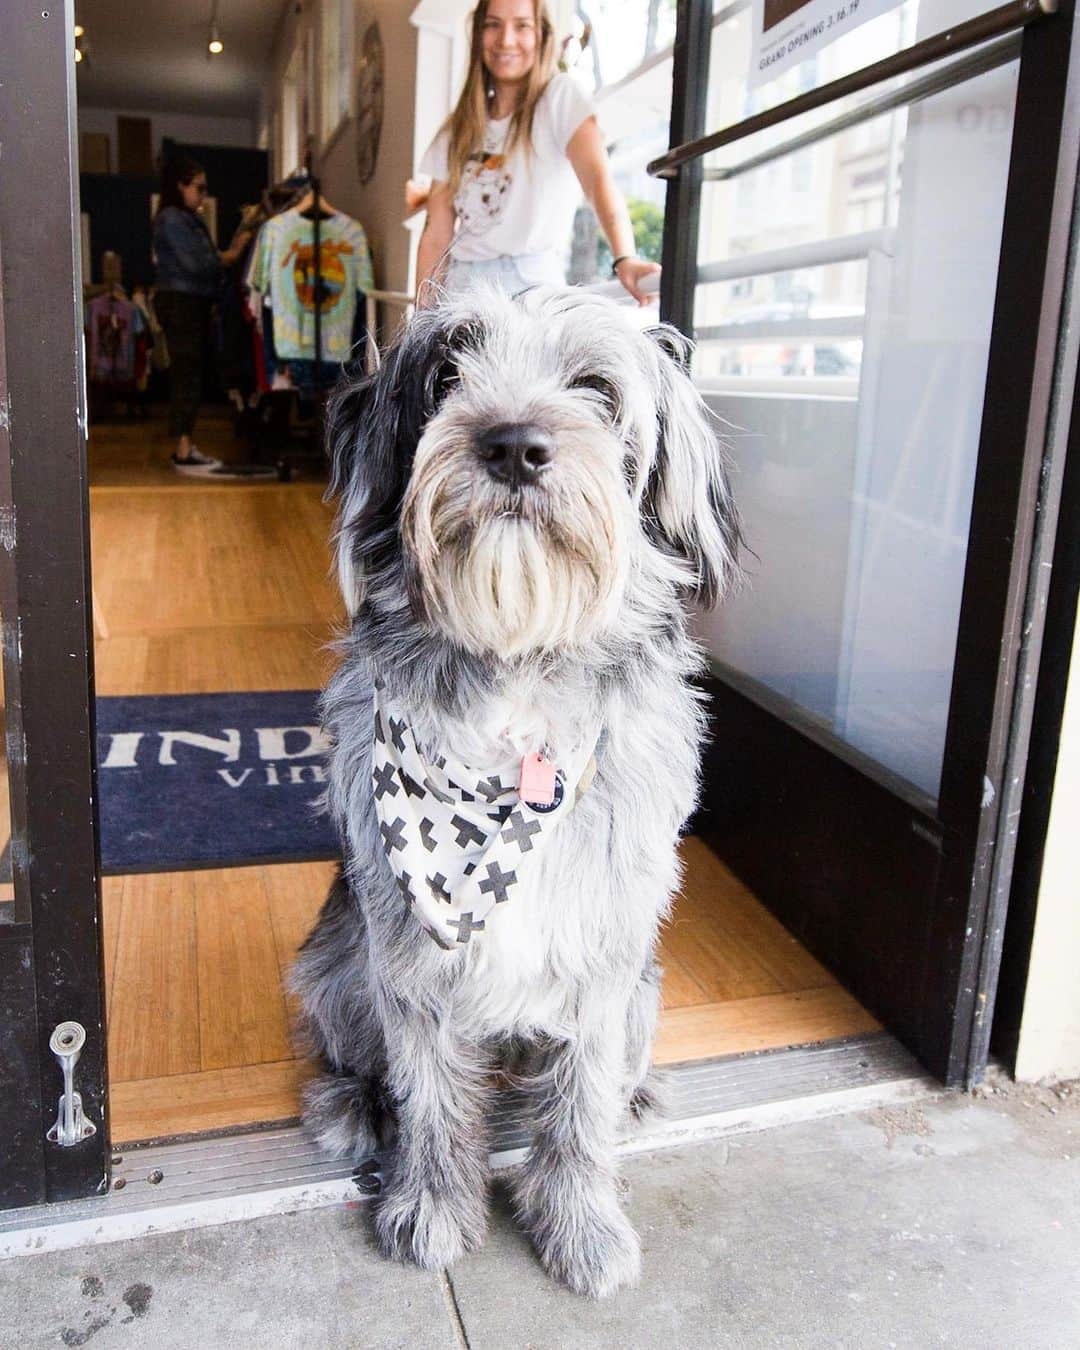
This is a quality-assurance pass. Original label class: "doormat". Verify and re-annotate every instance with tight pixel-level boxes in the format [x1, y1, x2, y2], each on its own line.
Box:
[94, 689, 340, 874]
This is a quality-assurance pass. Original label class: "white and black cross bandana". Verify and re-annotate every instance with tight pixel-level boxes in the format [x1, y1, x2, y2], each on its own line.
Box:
[372, 685, 597, 949]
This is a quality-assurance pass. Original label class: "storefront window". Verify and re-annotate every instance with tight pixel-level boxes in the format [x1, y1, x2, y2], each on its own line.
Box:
[694, 0, 1021, 796]
[576, 0, 679, 90]
[694, 0, 918, 386]
[320, 0, 354, 149]
[567, 2, 676, 282]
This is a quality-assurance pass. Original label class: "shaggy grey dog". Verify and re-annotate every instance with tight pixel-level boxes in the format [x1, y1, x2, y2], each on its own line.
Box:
[293, 284, 739, 1298]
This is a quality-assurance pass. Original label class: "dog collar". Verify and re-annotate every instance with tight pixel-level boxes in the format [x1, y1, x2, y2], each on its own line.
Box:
[372, 685, 597, 949]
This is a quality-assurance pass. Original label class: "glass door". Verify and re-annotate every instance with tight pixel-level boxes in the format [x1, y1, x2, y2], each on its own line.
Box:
[0, 0, 110, 1208]
[655, 0, 1078, 1084]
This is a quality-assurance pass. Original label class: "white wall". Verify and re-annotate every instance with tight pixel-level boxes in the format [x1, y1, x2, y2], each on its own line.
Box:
[268, 0, 418, 301]
[1015, 606, 1080, 1082]
[77, 106, 258, 165]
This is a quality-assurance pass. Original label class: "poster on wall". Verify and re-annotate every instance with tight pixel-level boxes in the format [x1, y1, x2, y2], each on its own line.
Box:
[750, 0, 904, 87]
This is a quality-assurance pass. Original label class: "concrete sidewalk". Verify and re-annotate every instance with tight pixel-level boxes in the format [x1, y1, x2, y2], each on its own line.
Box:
[2, 1076, 1077, 1349]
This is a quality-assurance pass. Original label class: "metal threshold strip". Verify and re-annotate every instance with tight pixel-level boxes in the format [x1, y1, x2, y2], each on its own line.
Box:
[0, 1033, 932, 1260]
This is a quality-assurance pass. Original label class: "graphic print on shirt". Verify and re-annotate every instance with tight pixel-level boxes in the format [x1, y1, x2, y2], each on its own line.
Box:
[281, 238, 354, 314]
[454, 124, 514, 238]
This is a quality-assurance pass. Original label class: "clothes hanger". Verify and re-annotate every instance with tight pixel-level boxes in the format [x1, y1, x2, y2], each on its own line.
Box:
[294, 187, 338, 220]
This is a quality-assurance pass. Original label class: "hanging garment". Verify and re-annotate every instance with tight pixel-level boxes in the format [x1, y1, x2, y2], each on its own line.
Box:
[246, 208, 373, 362]
[131, 291, 156, 390]
[371, 684, 598, 950]
[85, 293, 147, 387]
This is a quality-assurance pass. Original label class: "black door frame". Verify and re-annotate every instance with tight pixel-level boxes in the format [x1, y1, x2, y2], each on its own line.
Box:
[0, 0, 110, 1207]
[657, 0, 1080, 1085]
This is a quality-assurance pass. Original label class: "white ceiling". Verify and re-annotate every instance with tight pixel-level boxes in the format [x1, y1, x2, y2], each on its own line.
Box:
[75, 0, 285, 119]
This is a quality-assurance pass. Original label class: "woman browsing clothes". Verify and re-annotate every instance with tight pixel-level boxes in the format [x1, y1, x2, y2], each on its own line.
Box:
[152, 155, 251, 473]
[416, 0, 660, 304]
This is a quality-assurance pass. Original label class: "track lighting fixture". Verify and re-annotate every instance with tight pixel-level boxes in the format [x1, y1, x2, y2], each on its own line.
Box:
[208, 4, 224, 56]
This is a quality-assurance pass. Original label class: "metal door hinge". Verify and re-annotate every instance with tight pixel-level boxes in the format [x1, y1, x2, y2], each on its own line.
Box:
[46, 1021, 98, 1146]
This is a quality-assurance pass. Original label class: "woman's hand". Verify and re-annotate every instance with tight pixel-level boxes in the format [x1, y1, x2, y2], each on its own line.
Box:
[614, 256, 661, 306]
[219, 228, 253, 267]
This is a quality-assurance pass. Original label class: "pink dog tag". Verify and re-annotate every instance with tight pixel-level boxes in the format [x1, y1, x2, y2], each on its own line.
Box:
[519, 752, 556, 806]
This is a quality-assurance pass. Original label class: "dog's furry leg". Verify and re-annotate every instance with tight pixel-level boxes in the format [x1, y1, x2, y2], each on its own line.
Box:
[512, 1010, 641, 1298]
[625, 955, 669, 1122]
[292, 875, 394, 1160]
[375, 1005, 492, 1271]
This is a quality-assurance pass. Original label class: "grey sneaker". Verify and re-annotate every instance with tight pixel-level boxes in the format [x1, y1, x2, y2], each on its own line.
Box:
[172, 447, 222, 474]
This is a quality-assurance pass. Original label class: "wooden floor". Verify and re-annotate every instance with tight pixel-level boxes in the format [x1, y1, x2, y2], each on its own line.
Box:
[82, 414, 877, 1143]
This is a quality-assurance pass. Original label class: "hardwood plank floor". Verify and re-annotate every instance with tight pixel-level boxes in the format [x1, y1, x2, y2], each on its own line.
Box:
[653, 987, 880, 1065]
[109, 872, 201, 1083]
[110, 1060, 317, 1145]
[193, 867, 293, 1073]
[87, 416, 878, 1145]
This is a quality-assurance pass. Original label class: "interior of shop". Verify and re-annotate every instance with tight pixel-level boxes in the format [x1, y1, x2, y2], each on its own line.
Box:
[9, 0, 981, 1149]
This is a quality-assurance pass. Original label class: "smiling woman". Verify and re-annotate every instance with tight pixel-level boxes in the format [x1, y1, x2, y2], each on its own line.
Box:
[415, 0, 661, 304]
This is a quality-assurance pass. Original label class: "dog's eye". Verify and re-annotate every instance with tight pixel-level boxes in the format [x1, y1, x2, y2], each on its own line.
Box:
[571, 374, 621, 421]
[430, 358, 459, 409]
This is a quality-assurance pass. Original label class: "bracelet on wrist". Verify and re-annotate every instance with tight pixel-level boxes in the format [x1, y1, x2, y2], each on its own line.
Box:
[611, 254, 637, 276]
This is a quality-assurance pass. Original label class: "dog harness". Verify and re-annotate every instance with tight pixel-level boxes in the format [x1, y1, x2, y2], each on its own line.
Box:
[372, 685, 597, 949]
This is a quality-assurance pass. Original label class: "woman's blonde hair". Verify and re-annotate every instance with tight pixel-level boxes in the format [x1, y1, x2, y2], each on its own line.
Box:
[443, 1, 557, 194]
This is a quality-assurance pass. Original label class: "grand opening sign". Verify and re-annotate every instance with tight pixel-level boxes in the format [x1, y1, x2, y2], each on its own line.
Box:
[751, 0, 905, 86]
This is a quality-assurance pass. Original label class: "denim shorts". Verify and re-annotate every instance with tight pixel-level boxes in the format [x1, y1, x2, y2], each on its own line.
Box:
[443, 252, 565, 297]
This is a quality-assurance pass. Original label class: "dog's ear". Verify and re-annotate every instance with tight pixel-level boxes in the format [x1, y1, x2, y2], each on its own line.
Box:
[642, 325, 741, 607]
[325, 317, 455, 615]
[325, 337, 415, 614]
[326, 372, 377, 500]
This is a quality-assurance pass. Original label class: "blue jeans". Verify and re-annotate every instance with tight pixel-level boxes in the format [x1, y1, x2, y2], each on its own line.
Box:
[443, 252, 565, 296]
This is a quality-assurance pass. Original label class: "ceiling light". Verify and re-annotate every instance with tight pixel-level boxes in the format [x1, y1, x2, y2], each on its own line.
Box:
[74, 46, 83, 62]
[207, 4, 224, 56]
[74, 23, 84, 37]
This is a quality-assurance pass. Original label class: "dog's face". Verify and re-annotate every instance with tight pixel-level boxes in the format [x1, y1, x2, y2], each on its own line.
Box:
[330, 286, 738, 659]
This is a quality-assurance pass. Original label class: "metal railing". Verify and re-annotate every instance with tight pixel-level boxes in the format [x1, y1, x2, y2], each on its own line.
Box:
[701, 32, 1022, 185]
[697, 230, 894, 287]
[647, 0, 1054, 180]
[363, 288, 413, 374]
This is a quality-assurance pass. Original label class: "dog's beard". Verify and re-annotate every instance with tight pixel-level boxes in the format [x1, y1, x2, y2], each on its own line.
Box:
[401, 412, 631, 657]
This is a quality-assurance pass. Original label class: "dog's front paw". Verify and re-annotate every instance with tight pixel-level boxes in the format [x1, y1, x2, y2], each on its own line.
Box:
[375, 1180, 486, 1270]
[628, 1068, 670, 1123]
[528, 1180, 642, 1298]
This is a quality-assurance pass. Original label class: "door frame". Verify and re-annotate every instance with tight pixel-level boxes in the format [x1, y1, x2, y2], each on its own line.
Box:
[659, 0, 1080, 1085]
[0, 0, 110, 1207]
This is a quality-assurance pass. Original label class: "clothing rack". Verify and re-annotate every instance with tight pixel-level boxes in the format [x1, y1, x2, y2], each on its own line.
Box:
[258, 156, 327, 478]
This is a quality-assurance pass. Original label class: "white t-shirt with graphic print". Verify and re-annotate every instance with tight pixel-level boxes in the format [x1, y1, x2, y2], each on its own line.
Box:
[420, 73, 596, 265]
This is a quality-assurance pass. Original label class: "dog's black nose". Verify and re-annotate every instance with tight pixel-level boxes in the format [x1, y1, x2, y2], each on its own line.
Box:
[476, 423, 555, 486]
